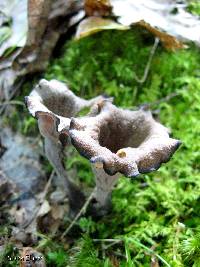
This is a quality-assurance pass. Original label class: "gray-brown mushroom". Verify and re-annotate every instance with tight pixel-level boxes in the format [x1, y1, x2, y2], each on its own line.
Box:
[25, 79, 105, 215]
[69, 99, 181, 210]
[69, 99, 181, 177]
[25, 79, 181, 216]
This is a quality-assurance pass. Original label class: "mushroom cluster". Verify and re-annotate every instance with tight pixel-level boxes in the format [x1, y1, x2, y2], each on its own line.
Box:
[26, 79, 181, 215]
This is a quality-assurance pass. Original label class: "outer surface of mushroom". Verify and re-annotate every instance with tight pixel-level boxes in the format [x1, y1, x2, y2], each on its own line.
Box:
[91, 165, 120, 214]
[69, 100, 181, 178]
[25, 79, 105, 215]
[25, 79, 105, 142]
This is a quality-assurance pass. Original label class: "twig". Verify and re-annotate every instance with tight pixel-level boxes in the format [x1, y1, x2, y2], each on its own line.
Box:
[22, 170, 55, 229]
[113, 251, 127, 259]
[61, 188, 96, 238]
[134, 37, 159, 84]
[126, 91, 180, 111]
[104, 240, 122, 250]
[39, 171, 55, 203]
[93, 238, 121, 242]
[140, 92, 180, 109]
[0, 100, 25, 107]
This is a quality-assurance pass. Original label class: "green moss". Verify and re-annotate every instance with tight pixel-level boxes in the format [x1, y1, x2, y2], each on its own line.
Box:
[46, 29, 156, 107]
[45, 29, 200, 266]
[0, 244, 19, 267]
[2, 80, 39, 136]
[187, 0, 200, 16]
[53, 30, 200, 266]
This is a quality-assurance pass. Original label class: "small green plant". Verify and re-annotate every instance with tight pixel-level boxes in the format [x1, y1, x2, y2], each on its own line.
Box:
[47, 250, 69, 267]
[68, 236, 102, 267]
[181, 232, 200, 266]
[187, 0, 200, 16]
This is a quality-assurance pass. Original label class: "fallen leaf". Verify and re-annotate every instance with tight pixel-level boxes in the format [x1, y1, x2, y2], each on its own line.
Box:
[76, 3, 184, 50]
[51, 204, 65, 220]
[84, 0, 112, 16]
[75, 16, 129, 39]
[13, 207, 27, 225]
[37, 202, 68, 234]
[38, 200, 51, 217]
[13, 0, 83, 75]
[0, 0, 27, 57]
[133, 20, 184, 50]
[111, 0, 200, 46]
[0, 0, 83, 102]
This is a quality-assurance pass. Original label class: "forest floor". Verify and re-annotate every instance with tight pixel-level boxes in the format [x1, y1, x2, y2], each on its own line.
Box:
[0, 1, 200, 267]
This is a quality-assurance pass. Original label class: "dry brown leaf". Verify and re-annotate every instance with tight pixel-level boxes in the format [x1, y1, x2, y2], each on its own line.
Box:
[51, 204, 65, 220]
[76, 16, 129, 39]
[84, 0, 112, 16]
[36, 202, 68, 234]
[37, 200, 51, 217]
[37, 212, 57, 234]
[13, 0, 83, 75]
[26, 0, 51, 47]
[75, 13, 183, 51]
[0, 0, 83, 102]
[14, 207, 27, 225]
[133, 20, 184, 50]
[111, 0, 200, 46]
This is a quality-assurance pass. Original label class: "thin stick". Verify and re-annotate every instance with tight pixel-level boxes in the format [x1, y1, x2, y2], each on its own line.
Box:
[39, 171, 55, 203]
[125, 91, 179, 111]
[61, 188, 96, 238]
[134, 37, 159, 84]
[104, 240, 122, 249]
[93, 239, 121, 242]
[140, 92, 179, 109]
[0, 100, 25, 107]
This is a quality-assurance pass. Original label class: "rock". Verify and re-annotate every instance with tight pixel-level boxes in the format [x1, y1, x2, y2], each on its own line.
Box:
[0, 127, 45, 194]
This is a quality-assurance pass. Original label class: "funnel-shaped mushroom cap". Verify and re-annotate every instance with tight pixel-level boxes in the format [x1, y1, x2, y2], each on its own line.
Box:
[69, 100, 181, 177]
[25, 79, 105, 141]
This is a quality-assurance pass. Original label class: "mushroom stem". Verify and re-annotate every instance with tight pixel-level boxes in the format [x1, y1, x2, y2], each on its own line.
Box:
[44, 138, 85, 216]
[91, 165, 120, 215]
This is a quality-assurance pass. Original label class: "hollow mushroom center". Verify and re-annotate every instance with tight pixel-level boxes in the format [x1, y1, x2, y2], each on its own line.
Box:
[43, 96, 76, 118]
[98, 112, 151, 153]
